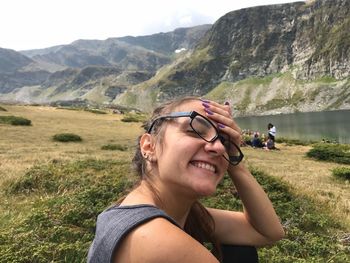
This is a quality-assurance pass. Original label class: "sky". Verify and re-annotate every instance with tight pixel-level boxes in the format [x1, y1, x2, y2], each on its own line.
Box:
[1, 0, 299, 51]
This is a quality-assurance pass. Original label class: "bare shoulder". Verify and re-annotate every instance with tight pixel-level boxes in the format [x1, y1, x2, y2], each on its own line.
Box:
[114, 217, 219, 263]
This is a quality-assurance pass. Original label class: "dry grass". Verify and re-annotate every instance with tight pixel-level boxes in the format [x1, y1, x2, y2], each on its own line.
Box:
[0, 105, 143, 183]
[1, 105, 349, 230]
[243, 144, 350, 229]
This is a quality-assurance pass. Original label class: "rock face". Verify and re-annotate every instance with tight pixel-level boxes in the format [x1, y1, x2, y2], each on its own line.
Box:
[117, 0, 349, 115]
[0, 1, 349, 115]
[152, 0, 349, 99]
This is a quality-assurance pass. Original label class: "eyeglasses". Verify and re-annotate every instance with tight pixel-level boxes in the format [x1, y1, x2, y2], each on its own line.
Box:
[147, 111, 244, 166]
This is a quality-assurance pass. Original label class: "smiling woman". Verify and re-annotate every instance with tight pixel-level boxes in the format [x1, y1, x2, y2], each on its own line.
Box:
[87, 96, 284, 263]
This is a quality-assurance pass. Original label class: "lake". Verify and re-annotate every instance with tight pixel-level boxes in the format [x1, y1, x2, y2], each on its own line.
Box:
[235, 109, 350, 144]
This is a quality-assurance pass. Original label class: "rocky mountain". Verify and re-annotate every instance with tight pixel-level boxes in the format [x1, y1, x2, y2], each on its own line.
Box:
[115, 0, 350, 115]
[20, 25, 211, 70]
[0, 48, 51, 94]
[0, 25, 210, 104]
[0, 0, 349, 116]
[0, 48, 33, 73]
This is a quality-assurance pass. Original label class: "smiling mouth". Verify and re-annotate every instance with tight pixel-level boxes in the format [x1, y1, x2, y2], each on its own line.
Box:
[190, 161, 216, 173]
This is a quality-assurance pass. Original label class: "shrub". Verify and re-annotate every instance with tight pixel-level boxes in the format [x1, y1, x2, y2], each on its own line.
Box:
[0, 115, 31, 126]
[56, 107, 81, 111]
[1, 160, 349, 262]
[1, 159, 134, 262]
[204, 168, 349, 262]
[332, 167, 350, 180]
[275, 137, 315, 146]
[7, 165, 60, 194]
[101, 144, 127, 151]
[84, 108, 107, 114]
[53, 133, 82, 142]
[121, 113, 147, 123]
[0, 105, 7, 111]
[306, 143, 350, 164]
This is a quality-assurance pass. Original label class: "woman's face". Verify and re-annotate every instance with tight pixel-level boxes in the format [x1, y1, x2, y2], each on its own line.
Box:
[153, 100, 229, 198]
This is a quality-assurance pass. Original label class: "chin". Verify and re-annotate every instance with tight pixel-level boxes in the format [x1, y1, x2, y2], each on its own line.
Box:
[194, 185, 217, 197]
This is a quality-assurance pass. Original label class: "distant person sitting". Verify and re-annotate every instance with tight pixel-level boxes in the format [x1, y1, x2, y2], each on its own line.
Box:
[268, 123, 276, 141]
[251, 132, 264, 148]
[265, 138, 276, 150]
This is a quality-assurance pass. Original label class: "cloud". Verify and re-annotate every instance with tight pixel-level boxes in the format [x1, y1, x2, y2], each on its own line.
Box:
[179, 15, 193, 26]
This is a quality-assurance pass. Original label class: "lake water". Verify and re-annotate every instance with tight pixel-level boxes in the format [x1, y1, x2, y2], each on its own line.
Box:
[235, 110, 350, 144]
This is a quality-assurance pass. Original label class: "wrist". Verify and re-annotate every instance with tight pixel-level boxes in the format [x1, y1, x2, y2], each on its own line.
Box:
[228, 161, 245, 174]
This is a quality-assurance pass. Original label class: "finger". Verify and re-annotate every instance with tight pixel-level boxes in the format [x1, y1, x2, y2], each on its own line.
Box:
[201, 103, 241, 133]
[200, 99, 231, 117]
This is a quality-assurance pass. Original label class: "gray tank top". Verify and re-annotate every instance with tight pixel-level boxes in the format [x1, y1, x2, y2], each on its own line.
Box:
[87, 204, 179, 263]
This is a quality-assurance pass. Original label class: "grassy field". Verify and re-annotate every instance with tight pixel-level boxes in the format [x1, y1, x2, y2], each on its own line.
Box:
[0, 105, 349, 262]
[0, 105, 142, 183]
[243, 145, 350, 228]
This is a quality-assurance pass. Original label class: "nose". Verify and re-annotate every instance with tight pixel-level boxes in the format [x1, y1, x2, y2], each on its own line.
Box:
[204, 138, 226, 156]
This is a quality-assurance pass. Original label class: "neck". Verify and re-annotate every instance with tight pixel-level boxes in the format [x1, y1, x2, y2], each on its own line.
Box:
[124, 180, 196, 228]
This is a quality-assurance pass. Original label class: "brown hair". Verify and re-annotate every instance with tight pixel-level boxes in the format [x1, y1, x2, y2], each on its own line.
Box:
[131, 96, 222, 261]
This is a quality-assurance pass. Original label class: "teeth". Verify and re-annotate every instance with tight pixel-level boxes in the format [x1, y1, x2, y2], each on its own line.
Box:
[192, 161, 216, 173]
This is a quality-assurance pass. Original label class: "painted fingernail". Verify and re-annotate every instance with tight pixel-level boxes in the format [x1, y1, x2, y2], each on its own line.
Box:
[204, 108, 213, 115]
[202, 102, 210, 108]
[224, 101, 230, 105]
[200, 98, 210, 103]
[218, 123, 225, 129]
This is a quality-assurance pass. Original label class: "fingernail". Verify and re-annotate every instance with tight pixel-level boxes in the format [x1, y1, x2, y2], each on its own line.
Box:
[224, 101, 230, 106]
[200, 98, 210, 103]
[218, 123, 225, 129]
[204, 108, 213, 115]
[202, 102, 210, 108]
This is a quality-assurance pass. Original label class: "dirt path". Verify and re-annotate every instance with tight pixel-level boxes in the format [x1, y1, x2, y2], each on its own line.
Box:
[243, 144, 350, 229]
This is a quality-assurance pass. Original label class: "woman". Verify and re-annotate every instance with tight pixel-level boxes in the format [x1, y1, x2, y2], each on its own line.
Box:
[267, 123, 276, 141]
[88, 97, 284, 263]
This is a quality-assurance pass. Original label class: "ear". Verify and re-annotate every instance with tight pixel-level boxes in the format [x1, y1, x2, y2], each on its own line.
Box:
[140, 133, 157, 162]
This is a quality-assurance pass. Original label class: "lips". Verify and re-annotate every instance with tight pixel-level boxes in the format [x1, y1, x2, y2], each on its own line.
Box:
[190, 160, 216, 173]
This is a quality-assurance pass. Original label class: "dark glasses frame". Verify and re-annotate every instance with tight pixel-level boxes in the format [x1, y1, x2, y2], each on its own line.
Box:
[147, 111, 244, 166]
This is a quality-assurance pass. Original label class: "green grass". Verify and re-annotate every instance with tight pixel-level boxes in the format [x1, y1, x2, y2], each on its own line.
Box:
[203, 168, 349, 262]
[207, 83, 228, 101]
[56, 107, 107, 114]
[0, 158, 348, 262]
[121, 113, 147, 123]
[0, 106, 349, 262]
[315, 75, 337, 83]
[306, 143, 350, 164]
[235, 86, 252, 112]
[332, 167, 350, 180]
[238, 75, 279, 86]
[84, 109, 107, 114]
[0, 159, 135, 263]
[275, 137, 317, 146]
[101, 144, 128, 151]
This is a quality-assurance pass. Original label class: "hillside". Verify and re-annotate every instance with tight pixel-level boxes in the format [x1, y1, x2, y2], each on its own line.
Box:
[0, 25, 210, 105]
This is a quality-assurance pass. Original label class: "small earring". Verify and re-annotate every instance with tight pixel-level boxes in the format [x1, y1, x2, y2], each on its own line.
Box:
[143, 153, 149, 160]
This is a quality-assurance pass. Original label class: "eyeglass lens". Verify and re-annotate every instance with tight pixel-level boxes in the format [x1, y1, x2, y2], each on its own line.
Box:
[191, 115, 242, 165]
[190, 115, 217, 141]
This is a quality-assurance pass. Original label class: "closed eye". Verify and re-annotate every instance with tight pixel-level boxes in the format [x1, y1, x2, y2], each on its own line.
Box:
[186, 130, 199, 135]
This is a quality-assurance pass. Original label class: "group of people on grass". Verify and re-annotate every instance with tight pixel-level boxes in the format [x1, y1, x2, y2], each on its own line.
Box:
[242, 123, 277, 150]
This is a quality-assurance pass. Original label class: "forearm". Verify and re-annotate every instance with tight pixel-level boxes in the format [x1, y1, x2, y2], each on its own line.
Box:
[227, 163, 285, 242]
